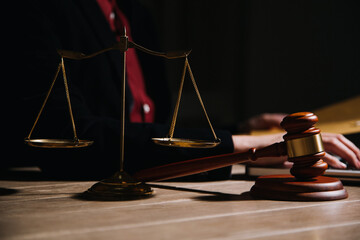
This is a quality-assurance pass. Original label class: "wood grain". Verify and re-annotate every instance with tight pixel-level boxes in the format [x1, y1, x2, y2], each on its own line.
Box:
[1, 166, 359, 240]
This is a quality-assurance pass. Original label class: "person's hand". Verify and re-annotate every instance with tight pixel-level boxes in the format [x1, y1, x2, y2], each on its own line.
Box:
[232, 133, 287, 166]
[321, 132, 360, 169]
[232, 132, 360, 169]
[247, 113, 287, 130]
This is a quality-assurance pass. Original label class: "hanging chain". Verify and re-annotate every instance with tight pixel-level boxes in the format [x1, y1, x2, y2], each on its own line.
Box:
[26, 61, 62, 140]
[26, 58, 80, 142]
[167, 57, 218, 141]
[61, 57, 79, 142]
[167, 57, 188, 139]
[186, 58, 218, 140]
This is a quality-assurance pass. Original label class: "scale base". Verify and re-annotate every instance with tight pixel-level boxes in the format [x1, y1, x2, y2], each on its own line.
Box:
[250, 174, 348, 201]
[84, 171, 154, 200]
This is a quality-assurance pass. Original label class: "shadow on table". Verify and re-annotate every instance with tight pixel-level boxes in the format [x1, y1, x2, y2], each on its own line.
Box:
[0, 167, 48, 181]
[149, 184, 254, 202]
[0, 187, 19, 196]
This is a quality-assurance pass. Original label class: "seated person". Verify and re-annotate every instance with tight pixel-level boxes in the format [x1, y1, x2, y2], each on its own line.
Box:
[15, 0, 359, 180]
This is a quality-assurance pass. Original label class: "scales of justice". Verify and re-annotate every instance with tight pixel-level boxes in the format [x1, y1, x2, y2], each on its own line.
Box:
[25, 30, 348, 201]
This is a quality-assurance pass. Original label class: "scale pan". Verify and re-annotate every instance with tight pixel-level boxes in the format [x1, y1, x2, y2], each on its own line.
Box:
[25, 139, 94, 148]
[152, 138, 220, 148]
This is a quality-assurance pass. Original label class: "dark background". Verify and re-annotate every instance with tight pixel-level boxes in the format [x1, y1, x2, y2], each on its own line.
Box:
[1, 0, 359, 171]
[135, 0, 360, 129]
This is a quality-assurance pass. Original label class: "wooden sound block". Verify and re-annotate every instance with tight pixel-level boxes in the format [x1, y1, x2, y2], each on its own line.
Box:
[250, 175, 348, 201]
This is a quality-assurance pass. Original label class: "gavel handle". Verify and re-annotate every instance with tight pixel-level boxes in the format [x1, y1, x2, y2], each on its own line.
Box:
[133, 142, 287, 182]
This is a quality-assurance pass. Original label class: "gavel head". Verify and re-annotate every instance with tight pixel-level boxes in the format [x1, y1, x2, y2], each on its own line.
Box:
[280, 112, 328, 179]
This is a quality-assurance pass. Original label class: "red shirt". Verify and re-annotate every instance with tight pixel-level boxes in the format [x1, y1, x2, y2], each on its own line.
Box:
[96, 0, 155, 123]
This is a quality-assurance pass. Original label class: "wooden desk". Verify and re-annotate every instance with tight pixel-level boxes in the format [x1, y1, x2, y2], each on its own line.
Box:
[1, 166, 359, 240]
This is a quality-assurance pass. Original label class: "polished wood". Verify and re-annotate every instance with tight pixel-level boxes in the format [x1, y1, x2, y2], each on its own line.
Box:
[251, 175, 348, 201]
[133, 142, 286, 182]
[281, 112, 328, 179]
[0, 166, 359, 240]
[281, 112, 319, 136]
[252, 112, 347, 201]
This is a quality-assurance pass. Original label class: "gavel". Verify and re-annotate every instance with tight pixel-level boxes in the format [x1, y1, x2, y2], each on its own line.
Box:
[133, 112, 328, 182]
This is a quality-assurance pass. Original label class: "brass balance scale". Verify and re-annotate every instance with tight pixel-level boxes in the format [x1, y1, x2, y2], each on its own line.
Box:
[24, 30, 220, 200]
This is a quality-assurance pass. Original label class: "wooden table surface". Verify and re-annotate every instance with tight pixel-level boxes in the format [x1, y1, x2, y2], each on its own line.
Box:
[1, 165, 359, 240]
